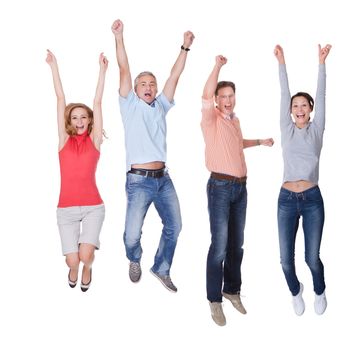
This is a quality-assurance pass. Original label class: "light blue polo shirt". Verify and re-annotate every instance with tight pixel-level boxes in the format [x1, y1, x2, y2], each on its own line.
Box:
[119, 90, 174, 171]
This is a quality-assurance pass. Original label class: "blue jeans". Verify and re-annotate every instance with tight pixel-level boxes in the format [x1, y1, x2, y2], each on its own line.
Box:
[206, 177, 247, 302]
[277, 186, 325, 296]
[124, 172, 182, 275]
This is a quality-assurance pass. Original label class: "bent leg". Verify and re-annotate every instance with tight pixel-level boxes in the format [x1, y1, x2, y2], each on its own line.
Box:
[124, 174, 153, 262]
[152, 175, 182, 275]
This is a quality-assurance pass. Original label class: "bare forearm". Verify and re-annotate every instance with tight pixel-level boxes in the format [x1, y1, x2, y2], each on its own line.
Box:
[94, 69, 106, 104]
[50, 64, 65, 101]
[170, 50, 188, 81]
[243, 139, 260, 148]
[93, 75, 104, 135]
[114, 35, 132, 95]
[115, 36, 130, 72]
[162, 50, 189, 101]
[243, 138, 274, 148]
[203, 65, 221, 99]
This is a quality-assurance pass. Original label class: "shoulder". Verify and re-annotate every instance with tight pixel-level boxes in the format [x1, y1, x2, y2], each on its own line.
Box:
[202, 98, 215, 111]
[157, 93, 174, 109]
[58, 134, 70, 152]
[119, 90, 137, 105]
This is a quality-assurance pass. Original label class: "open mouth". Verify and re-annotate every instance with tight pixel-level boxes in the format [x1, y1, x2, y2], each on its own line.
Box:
[76, 126, 85, 132]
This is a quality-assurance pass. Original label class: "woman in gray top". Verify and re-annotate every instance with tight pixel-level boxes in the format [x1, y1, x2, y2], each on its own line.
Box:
[274, 44, 331, 316]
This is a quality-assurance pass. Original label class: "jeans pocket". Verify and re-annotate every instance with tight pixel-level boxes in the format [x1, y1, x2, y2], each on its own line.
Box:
[278, 188, 292, 203]
[306, 186, 323, 202]
[127, 173, 146, 185]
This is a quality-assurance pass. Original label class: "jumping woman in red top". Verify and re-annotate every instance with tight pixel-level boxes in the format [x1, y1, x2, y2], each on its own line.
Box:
[46, 50, 108, 292]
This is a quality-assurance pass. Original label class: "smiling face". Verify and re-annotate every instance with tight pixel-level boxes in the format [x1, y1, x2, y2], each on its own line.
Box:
[134, 73, 158, 104]
[291, 96, 312, 128]
[70, 107, 90, 135]
[215, 86, 236, 116]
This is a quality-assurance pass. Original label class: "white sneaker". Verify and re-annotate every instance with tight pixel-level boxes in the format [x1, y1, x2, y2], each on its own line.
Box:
[209, 302, 226, 326]
[292, 283, 305, 316]
[314, 291, 327, 315]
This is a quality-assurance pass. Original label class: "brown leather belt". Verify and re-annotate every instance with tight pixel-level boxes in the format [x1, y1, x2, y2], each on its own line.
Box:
[211, 172, 247, 183]
[128, 168, 165, 178]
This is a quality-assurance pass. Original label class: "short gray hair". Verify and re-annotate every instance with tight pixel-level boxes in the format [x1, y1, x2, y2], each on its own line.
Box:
[134, 71, 157, 88]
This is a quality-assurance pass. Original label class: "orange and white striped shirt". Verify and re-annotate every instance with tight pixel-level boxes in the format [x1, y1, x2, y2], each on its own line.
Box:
[201, 98, 247, 178]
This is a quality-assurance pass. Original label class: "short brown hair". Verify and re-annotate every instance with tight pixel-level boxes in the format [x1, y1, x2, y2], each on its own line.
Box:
[215, 81, 236, 96]
[64, 103, 93, 136]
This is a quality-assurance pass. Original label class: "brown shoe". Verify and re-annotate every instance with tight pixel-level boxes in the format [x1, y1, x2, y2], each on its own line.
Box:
[209, 302, 226, 326]
[222, 292, 247, 314]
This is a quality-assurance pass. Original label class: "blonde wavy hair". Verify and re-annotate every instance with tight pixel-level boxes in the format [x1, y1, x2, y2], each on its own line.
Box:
[64, 103, 93, 136]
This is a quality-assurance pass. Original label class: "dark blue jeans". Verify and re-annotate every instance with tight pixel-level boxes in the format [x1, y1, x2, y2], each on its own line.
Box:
[277, 186, 325, 296]
[206, 177, 247, 302]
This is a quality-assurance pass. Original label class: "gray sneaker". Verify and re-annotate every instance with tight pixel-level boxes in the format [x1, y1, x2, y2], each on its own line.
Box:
[209, 302, 226, 326]
[222, 292, 247, 314]
[150, 269, 177, 292]
[129, 262, 141, 283]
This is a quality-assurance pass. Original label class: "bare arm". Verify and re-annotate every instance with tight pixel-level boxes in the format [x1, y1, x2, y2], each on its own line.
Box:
[111, 19, 132, 97]
[202, 55, 227, 99]
[162, 31, 195, 102]
[243, 138, 274, 148]
[46, 49, 67, 149]
[92, 53, 108, 151]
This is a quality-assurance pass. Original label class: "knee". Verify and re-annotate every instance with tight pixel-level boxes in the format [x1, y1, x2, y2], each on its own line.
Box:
[79, 245, 95, 266]
[124, 230, 141, 246]
[65, 253, 80, 269]
[280, 256, 294, 272]
[167, 217, 182, 238]
[174, 220, 182, 237]
[208, 243, 226, 264]
[305, 255, 321, 270]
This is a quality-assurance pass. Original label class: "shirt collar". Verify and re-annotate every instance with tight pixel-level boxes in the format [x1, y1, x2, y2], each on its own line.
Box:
[216, 106, 235, 120]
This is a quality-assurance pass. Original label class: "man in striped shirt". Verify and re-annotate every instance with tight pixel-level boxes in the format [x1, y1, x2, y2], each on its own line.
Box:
[201, 55, 274, 326]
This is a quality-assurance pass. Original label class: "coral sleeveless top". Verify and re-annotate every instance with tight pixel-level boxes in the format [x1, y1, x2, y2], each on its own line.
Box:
[58, 133, 103, 208]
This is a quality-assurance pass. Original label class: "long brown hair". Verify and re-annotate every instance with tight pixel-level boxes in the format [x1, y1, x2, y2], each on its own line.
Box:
[64, 103, 93, 136]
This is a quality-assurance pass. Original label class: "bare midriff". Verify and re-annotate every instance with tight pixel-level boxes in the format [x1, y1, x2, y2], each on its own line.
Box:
[132, 161, 165, 170]
[282, 180, 316, 193]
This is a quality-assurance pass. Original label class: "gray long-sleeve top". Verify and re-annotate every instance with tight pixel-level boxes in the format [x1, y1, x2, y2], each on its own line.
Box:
[279, 63, 326, 185]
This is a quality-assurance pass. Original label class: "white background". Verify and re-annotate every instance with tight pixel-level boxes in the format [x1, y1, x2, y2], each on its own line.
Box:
[0, 0, 359, 349]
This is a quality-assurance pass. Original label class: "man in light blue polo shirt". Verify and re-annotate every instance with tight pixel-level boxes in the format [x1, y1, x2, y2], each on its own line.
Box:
[111, 19, 194, 292]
